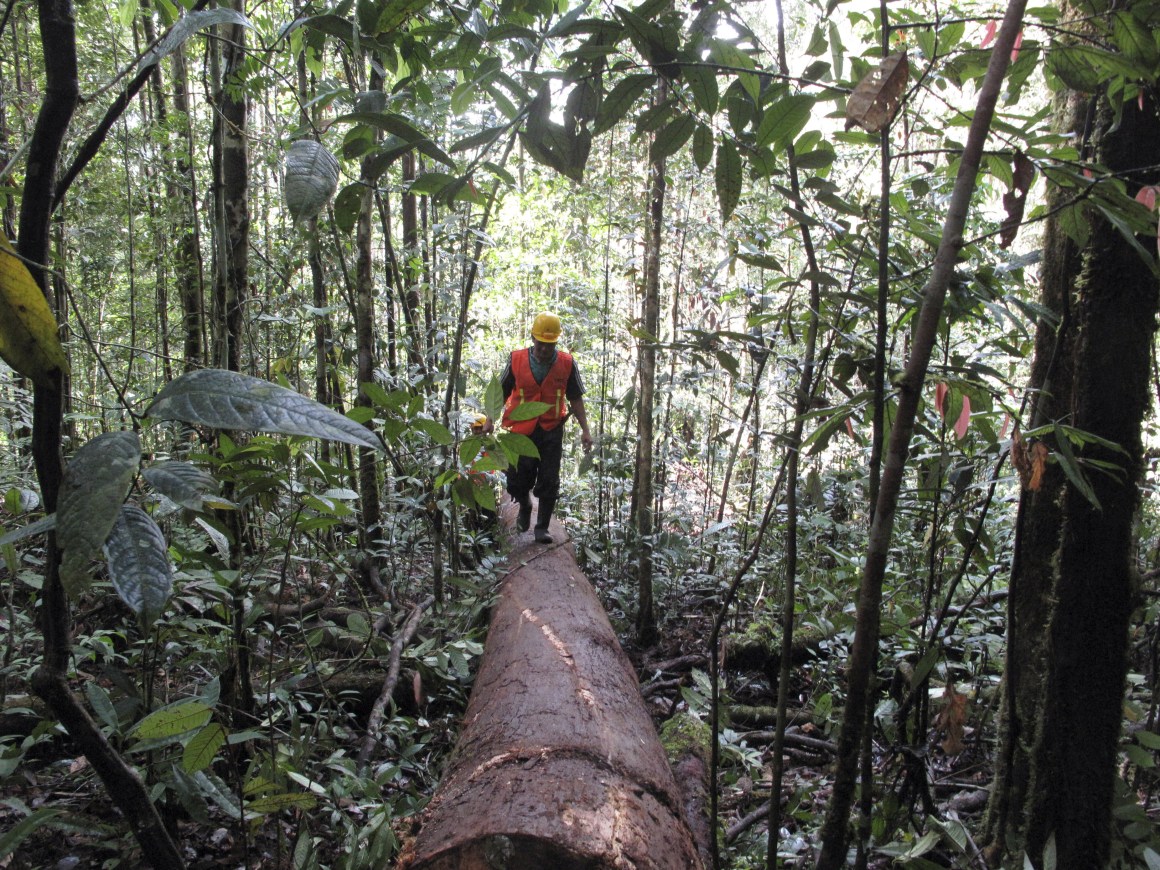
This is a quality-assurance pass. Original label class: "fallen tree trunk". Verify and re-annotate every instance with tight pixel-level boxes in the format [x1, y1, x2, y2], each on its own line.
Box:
[399, 506, 701, 869]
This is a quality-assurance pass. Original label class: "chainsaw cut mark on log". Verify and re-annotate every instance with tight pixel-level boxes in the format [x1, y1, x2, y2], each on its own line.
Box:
[519, 606, 598, 710]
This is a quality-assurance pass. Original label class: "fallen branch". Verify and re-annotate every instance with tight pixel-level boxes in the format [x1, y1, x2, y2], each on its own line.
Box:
[357, 596, 434, 769]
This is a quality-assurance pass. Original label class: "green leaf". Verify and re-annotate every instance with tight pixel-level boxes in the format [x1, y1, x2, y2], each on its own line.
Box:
[283, 140, 339, 223]
[484, 376, 504, 422]
[58, 431, 141, 596]
[459, 437, 483, 467]
[0, 233, 70, 387]
[137, 8, 250, 73]
[1125, 744, 1156, 769]
[192, 770, 243, 819]
[332, 112, 455, 167]
[0, 808, 65, 861]
[141, 461, 219, 511]
[497, 432, 539, 464]
[133, 700, 213, 740]
[103, 505, 173, 630]
[408, 172, 457, 195]
[183, 722, 227, 774]
[683, 62, 718, 114]
[715, 138, 742, 221]
[146, 369, 385, 452]
[1110, 11, 1157, 66]
[1046, 44, 1104, 92]
[248, 792, 318, 815]
[1136, 730, 1160, 750]
[0, 513, 56, 547]
[692, 123, 714, 171]
[84, 680, 119, 731]
[651, 113, 696, 161]
[472, 481, 497, 512]
[508, 400, 551, 422]
[332, 182, 364, 235]
[1052, 426, 1099, 507]
[755, 94, 815, 150]
[594, 73, 654, 136]
[411, 418, 453, 445]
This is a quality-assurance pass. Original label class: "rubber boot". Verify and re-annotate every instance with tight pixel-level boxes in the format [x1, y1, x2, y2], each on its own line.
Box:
[515, 495, 532, 532]
[534, 494, 556, 543]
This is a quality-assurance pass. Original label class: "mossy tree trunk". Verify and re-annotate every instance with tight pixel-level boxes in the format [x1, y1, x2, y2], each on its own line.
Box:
[1019, 90, 1160, 869]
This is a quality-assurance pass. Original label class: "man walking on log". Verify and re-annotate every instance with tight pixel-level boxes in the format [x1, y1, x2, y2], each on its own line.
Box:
[488, 312, 593, 544]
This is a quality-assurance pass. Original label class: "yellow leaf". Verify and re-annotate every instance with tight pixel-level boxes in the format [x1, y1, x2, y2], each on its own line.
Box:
[0, 234, 69, 386]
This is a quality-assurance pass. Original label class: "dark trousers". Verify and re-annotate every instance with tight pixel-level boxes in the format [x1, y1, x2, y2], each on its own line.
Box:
[506, 424, 564, 505]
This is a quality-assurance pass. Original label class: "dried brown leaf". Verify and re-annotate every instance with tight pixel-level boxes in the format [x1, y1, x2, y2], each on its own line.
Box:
[844, 52, 909, 133]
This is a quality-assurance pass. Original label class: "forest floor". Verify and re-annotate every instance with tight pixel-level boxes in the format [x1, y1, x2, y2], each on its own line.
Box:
[0, 510, 1022, 869]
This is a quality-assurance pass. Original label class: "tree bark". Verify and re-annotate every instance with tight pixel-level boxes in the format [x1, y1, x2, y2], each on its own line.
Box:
[983, 88, 1084, 858]
[634, 80, 666, 647]
[1019, 88, 1160, 869]
[398, 510, 700, 869]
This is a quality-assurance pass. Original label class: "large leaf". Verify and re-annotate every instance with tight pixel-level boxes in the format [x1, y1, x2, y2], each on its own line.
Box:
[0, 808, 66, 862]
[756, 93, 815, 150]
[845, 51, 909, 133]
[650, 113, 696, 161]
[594, 73, 654, 136]
[138, 8, 251, 73]
[104, 504, 173, 630]
[132, 700, 213, 740]
[715, 137, 742, 221]
[332, 112, 455, 167]
[145, 369, 385, 452]
[0, 513, 56, 547]
[183, 722, 227, 774]
[283, 140, 340, 223]
[0, 234, 70, 387]
[141, 461, 221, 511]
[507, 400, 551, 422]
[58, 431, 141, 596]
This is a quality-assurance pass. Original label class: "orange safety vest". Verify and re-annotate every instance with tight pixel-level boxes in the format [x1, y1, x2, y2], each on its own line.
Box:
[501, 348, 573, 435]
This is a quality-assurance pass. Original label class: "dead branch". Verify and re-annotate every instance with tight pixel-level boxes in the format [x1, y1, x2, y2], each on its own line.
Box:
[358, 596, 434, 769]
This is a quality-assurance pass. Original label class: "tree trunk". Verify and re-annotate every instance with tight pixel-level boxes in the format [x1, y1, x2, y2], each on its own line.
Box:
[634, 81, 666, 647]
[354, 68, 384, 561]
[398, 510, 700, 869]
[211, 2, 248, 373]
[983, 88, 1083, 859]
[1018, 89, 1160, 870]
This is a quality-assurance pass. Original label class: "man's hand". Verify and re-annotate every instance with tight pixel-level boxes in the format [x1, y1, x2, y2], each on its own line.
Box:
[580, 429, 593, 453]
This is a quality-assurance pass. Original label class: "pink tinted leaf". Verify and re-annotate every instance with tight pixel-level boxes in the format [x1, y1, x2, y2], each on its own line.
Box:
[980, 20, 997, 48]
[1136, 185, 1158, 211]
[1011, 31, 1023, 62]
[935, 382, 949, 415]
[953, 396, 971, 440]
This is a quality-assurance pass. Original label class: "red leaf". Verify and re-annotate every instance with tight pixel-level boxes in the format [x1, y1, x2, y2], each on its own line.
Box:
[935, 382, 949, 415]
[1136, 185, 1158, 211]
[980, 20, 997, 48]
[845, 417, 856, 439]
[1010, 31, 1023, 62]
[953, 395, 971, 440]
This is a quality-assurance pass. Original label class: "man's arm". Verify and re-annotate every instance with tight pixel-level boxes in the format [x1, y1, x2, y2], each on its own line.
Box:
[571, 395, 593, 452]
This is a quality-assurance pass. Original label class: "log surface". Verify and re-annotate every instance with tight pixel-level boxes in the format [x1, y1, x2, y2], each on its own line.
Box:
[399, 506, 700, 869]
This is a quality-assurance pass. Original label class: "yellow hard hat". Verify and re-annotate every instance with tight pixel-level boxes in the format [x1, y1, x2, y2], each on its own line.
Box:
[531, 312, 562, 343]
[470, 414, 488, 433]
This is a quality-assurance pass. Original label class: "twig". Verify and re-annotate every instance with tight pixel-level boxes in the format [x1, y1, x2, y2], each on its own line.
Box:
[357, 596, 434, 769]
